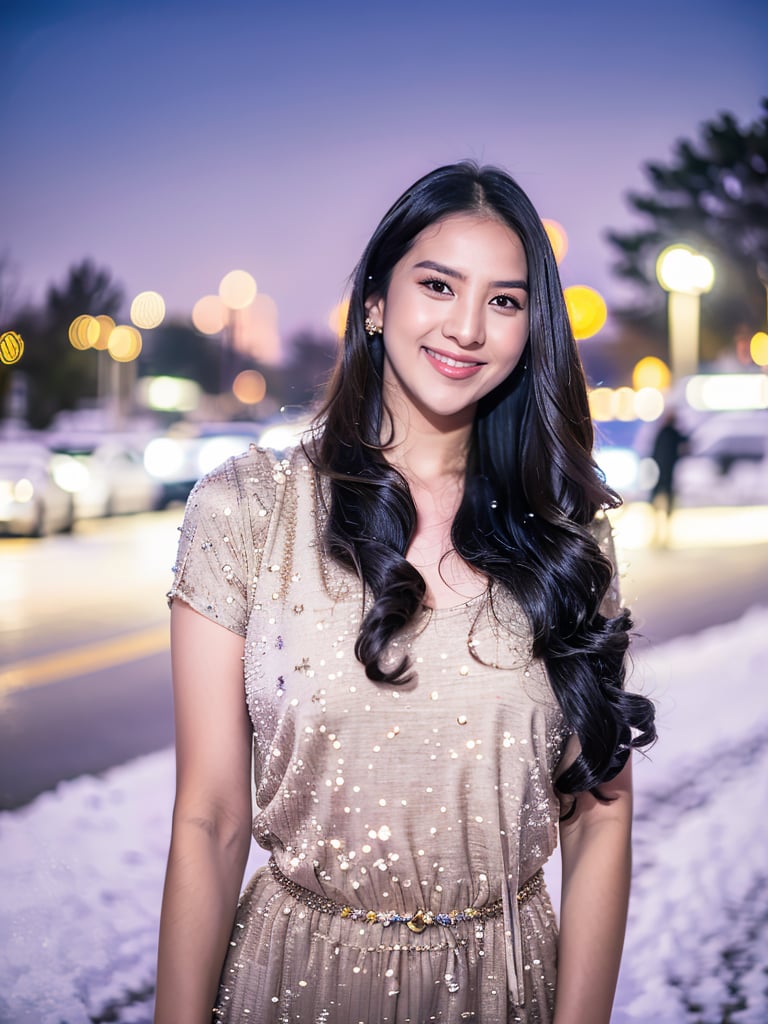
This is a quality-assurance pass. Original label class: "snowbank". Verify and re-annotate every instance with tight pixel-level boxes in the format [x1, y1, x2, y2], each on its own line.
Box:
[1, 608, 766, 1023]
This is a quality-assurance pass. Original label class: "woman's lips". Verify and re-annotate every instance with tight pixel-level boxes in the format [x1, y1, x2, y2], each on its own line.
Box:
[422, 346, 485, 380]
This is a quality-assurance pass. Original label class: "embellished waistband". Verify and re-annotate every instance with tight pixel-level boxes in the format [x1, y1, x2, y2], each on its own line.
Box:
[268, 856, 544, 934]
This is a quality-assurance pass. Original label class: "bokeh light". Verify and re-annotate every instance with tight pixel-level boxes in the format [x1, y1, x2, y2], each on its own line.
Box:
[613, 386, 636, 421]
[107, 325, 142, 362]
[328, 299, 349, 339]
[192, 294, 228, 335]
[634, 387, 665, 421]
[144, 437, 186, 478]
[588, 387, 613, 421]
[130, 291, 166, 329]
[750, 331, 768, 367]
[138, 376, 200, 412]
[68, 315, 100, 350]
[589, 385, 665, 423]
[632, 356, 671, 391]
[656, 245, 715, 295]
[0, 331, 24, 365]
[686, 373, 768, 411]
[232, 369, 267, 405]
[563, 285, 607, 340]
[219, 270, 257, 310]
[542, 219, 568, 265]
[91, 315, 115, 351]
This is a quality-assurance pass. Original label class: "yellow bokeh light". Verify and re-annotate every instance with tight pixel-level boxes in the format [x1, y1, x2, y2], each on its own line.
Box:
[68, 315, 100, 350]
[328, 299, 349, 339]
[542, 219, 568, 265]
[0, 330, 24, 365]
[91, 314, 115, 351]
[632, 356, 671, 391]
[219, 270, 257, 310]
[750, 331, 768, 367]
[232, 369, 267, 405]
[130, 291, 166, 329]
[588, 387, 613, 421]
[108, 325, 142, 362]
[634, 387, 665, 422]
[192, 295, 227, 335]
[563, 285, 607, 340]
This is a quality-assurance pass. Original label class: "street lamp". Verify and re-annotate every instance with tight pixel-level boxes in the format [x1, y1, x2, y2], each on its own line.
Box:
[656, 244, 715, 381]
[218, 270, 257, 394]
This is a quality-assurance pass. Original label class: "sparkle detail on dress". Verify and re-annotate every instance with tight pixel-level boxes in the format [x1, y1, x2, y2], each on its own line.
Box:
[268, 854, 544, 927]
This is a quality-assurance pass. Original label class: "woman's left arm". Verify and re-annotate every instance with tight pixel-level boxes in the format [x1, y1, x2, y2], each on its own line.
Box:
[554, 753, 633, 1024]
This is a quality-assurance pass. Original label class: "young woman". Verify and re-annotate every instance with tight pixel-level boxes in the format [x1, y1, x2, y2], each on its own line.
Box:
[155, 161, 656, 1024]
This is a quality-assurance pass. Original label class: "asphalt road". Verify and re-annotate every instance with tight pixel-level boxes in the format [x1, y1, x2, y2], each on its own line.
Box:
[1, 507, 766, 810]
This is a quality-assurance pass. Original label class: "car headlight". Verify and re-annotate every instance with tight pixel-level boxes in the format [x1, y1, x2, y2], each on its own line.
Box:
[52, 455, 90, 493]
[13, 478, 35, 503]
[144, 438, 186, 480]
[595, 448, 640, 492]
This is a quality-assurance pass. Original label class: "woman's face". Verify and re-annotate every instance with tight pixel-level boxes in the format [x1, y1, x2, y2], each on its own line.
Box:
[366, 213, 530, 434]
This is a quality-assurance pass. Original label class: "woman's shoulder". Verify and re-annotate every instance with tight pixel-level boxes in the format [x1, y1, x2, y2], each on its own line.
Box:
[190, 443, 312, 511]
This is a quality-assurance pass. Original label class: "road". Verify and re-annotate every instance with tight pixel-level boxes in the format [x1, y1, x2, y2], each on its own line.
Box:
[1, 505, 767, 809]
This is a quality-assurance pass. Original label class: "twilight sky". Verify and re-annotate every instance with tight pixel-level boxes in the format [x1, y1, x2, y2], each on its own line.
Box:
[2, 0, 767, 355]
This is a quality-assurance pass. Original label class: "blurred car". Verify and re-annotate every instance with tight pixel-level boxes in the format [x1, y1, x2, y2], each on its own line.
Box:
[673, 411, 768, 505]
[143, 423, 264, 508]
[47, 435, 163, 518]
[0, 443, 75, 537]
[596, 409, 768, 507]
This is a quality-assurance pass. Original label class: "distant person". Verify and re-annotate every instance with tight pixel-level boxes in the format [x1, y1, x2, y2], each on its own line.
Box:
[154, 162, 656, 1024]
[649, 409, 689, 545]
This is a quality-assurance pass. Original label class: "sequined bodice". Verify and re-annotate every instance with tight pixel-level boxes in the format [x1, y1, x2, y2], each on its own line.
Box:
[170, 445, 571, 911]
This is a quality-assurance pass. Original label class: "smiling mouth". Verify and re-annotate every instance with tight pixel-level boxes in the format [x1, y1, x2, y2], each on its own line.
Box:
[423, 347, 484, 369]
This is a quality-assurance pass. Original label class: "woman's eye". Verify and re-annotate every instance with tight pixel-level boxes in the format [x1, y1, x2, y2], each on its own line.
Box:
[491, 294, 523, 310]
[420, 277, 453, 295]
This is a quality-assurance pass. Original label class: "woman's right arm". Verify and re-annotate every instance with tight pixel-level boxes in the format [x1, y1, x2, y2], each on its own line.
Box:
[154, 601, 253, 1024]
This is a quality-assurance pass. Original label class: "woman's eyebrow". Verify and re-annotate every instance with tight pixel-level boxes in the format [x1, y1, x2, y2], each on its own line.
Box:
[413, 259, 529, 291]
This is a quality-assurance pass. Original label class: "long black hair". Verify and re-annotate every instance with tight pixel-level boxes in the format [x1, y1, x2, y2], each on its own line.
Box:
[307, 161, 655, 797]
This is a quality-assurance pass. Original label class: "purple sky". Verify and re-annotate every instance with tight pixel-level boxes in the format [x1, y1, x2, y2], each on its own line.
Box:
[2, 0, 767, 355]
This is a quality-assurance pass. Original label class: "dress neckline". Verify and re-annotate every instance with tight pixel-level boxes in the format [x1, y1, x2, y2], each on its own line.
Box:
[422, 588, 489, 615]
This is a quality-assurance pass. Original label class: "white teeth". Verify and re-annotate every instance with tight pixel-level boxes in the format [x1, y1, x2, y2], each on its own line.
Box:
[426, 348, 480, 368]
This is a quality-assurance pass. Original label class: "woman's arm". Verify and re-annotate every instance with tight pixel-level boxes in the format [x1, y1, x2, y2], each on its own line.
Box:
[154, 601, 253, 1024]
[554, 747, 633, 1024]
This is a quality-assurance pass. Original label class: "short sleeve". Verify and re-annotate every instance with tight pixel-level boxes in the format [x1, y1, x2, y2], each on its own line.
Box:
[167, 447, 279, 636]
[589, 511, 622, 619]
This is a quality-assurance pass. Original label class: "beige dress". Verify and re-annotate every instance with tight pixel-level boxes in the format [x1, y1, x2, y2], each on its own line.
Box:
[168, 445, 620, 1024]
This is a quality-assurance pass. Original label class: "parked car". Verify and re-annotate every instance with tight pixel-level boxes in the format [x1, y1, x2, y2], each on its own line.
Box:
[0, 443, 76, 537]
[143, 423, 264, 508]
[617, 409, 768, 507]
[673, 410, 768, 505]
[47, 435, 163, 518]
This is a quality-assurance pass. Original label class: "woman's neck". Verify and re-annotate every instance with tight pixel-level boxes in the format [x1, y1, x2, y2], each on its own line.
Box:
[381, 378, 474, 483]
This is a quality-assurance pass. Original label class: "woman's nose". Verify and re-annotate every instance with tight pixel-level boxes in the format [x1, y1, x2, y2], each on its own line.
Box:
[442, 298, 485, 348]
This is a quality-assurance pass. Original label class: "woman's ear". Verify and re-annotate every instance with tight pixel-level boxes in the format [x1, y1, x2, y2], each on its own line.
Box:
[364, 295, 385, 332]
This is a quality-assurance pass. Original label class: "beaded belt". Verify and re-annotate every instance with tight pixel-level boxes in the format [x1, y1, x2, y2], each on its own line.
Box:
[268, 856, 544, 934]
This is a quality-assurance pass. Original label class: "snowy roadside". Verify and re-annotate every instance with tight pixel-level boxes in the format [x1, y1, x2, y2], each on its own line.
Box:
[1, 608, 766, 1024]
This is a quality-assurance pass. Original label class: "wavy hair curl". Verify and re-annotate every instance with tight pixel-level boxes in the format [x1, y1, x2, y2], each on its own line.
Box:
[307, 161, 655, 796]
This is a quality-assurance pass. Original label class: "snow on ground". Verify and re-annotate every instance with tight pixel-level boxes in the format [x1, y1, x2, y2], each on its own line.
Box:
[1, 609, 766, 1023]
